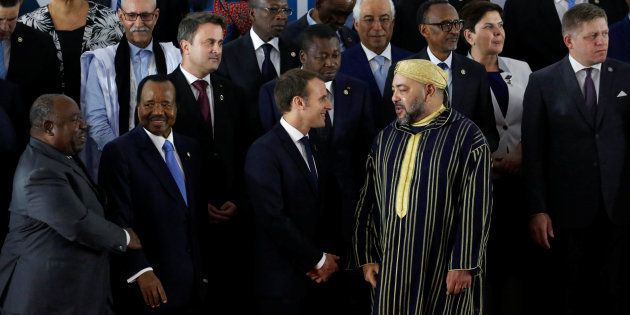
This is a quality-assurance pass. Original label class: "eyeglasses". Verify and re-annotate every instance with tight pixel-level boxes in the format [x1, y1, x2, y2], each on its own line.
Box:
[256, 6, 293, 16]
[360, 16, 393, 27]
[120, 9, 157, 21]
[423, 19, 464, 32]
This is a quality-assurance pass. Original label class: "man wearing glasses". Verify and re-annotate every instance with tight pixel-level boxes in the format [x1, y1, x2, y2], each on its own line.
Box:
[384, 0, 499, 151]
[80, 0, 182, 179]
[217, 0, 300, 140]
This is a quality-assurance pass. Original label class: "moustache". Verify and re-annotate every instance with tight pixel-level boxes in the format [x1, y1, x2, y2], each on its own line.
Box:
[149, 115, 167, 122]
[131, 26, 151, 33]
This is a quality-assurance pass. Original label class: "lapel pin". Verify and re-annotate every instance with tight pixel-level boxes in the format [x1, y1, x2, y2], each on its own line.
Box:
[608, 67, 613, 72]
[343, 89, 349, 95]
[290, 51, 296, 57]
[460, 69, 466, 75]
[505, 75, 512, 85]
[219, 94, 224, 101]
[187, 152, 191, 157]
[17, 37, 23, 43]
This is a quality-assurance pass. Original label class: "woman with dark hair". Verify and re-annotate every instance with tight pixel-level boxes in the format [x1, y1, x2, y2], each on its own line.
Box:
[18, 0, 122, 104]
[461, 1, 531, 315]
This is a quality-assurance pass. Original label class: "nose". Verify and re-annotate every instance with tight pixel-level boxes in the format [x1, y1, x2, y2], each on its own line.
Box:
[324, 99, 333, 110]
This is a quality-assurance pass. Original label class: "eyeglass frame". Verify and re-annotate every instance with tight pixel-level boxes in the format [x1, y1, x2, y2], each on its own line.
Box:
[422, 19, 464, 32]
[254, 6, 293, 16]
[119, 8, 158, 22]
[359, 15, 393, 27]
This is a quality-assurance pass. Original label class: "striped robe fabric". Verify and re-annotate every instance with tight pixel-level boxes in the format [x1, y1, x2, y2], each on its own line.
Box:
[353, 108, 493, 315]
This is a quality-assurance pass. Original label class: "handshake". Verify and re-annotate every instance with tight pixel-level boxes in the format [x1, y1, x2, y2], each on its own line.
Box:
[306, 253, 340, 284]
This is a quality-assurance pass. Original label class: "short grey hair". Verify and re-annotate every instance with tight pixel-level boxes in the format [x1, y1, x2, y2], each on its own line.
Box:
[562, 3, 607, 36]
[119, 0, 157, 9]
[30, 94, 57, 129]
[353, 0, 396, 21]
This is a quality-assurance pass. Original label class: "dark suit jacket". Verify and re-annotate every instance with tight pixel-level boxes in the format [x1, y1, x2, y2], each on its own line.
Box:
[217, 30, 301, 139]
[99, 127, 208, 312]
[169, 67, 243, 205]
[0, 80, 22, 242]
[503, 0, 627, 71]
[0, 138, 127, 314]
[384, 50, 499, 150]
[522, 57, 630, 228]
[609, 16, 630, 63]
[339, 44, 412, 130]
[245, 124, 331, 299]
[283, 14, 359, 50]
[7, 23, 61, 109]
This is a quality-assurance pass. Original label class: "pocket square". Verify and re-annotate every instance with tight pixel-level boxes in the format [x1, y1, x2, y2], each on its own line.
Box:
[618, 91, 628, 97]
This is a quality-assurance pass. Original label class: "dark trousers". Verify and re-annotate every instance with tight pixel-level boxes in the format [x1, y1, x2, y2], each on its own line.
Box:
[553, 210, 630, 315]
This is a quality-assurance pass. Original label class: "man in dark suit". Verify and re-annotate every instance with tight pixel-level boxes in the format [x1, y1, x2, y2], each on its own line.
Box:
[99, 75, 209, 314]
[0, 94, 140, 314]
[246, 68, 340, 314]
[503, 0, 627, 71]
[0, 79, 22, 243]
[217, 0, 300, 138]
[283, 0, 358, 52]
[1, 0, 60, 110]
[522, 4, 630, 315]
[169, 13, 249, 314]
[384, 0, 498, 150]
[608, 0, 630, 62]
[340, 0, 412, 130]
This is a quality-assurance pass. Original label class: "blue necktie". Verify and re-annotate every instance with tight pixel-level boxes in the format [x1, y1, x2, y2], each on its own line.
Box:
[261, 43, 277, 83]
[373, 55, 386, 95]
[162, 140, 188, 206]
[0, 41, 6, 80]
[567, 0, 576, 9]
[299, 136, 318, 183]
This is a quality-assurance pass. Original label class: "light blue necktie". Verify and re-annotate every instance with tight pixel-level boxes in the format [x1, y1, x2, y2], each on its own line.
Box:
[373, 55, 386, 96]
[567, 0, 576, 9]
[162, 140, 188, 206]
[0, 41, 6, 80]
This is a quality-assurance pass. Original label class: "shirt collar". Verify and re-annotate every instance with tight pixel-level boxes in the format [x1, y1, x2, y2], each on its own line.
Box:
[128, 39, 154, 56]
[325, 81, 333, 95]
[250, 28, 279, 51]
[361, 42, 392, 61]
[306, 8, 318, 26]
[426, 47, 453, 68]
[280, 117, 308, 142]
[179, 65, 211, 85]
[568, 54, 602, 74]
[143, 127, 175, 152]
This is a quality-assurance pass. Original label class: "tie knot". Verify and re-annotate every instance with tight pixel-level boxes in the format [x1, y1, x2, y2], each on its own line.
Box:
[262, 43, 274, 56]
[584, 67, 593, 76]
[162, 140, 174, 152]
[437, 62, 449, 71]
[192, 79, 209, 92]
[299, 136, 310, 146]
[373, 55, 386, 66]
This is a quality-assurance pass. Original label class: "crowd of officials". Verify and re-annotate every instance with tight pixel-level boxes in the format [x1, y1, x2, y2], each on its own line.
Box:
[0, 0, 629, 314]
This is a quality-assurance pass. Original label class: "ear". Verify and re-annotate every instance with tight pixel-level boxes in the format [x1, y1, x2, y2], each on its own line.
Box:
[419, 24, 429, 38]
[117, 9, 125, 23]
[315, 0, 323, 10]
[180, 40, 190, 55]
[153, 8, 160, 22]
[43, 120, 55, 136]
[250, 8, 256, 22]
[353, 19, 359, 30]
[563, 34, 573, 50]
[292, 95, 305, 110]
[299, 50, 307, 65]
[463, 29, 475, 46]
[425, 84, 436, 100]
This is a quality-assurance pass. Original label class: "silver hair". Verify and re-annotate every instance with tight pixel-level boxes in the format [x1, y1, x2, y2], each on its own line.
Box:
[353, 0, 396, 21]
[120, 0, 157, 9]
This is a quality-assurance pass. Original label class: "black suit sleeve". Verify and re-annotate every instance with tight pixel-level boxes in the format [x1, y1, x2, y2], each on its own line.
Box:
[25, 168, 127, 252]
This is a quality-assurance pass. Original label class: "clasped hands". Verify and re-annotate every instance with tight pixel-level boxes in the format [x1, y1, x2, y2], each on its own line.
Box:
[306, 253, 340, 283]
[208, 201, 238, 224]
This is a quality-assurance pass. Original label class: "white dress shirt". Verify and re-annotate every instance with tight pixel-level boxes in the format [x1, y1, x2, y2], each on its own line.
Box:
[325, 81, 334, 125]
[568, 54, 601, 101]
[180, 65, 215, 131]
[250, 28, 281, 76]
[426, 47, 453, 102]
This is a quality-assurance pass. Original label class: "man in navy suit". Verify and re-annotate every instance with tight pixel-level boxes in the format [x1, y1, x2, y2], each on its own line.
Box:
[217, 0, 300, 139]
[282, 0, 358, 52]
[99, 74, 209, 314]
[522, 4, 630, 315]
[340, 0, 412, 130]
[246, 68, 340, 314]
[384, 0, 498, 151]
[608, 0, 629, 62]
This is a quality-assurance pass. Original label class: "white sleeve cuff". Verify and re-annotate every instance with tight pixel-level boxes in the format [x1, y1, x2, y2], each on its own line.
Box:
[315, 253, 326, 269]
[123, 229, 130, 246]
[127, 267, 153, 283]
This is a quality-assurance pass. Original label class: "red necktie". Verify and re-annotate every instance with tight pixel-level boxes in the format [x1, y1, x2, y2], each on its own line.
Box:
[192, 80, 211, 123]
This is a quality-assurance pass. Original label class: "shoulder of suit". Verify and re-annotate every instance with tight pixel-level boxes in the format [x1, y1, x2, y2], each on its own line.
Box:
[499, 56, 532, 74]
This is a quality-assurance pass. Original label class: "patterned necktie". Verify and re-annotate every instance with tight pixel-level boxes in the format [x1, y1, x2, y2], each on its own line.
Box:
[373, 55, 386, 95]
[0, 41, 6, 80]
[261, 43, 278, 83]
[192, 80, 211, 122]
[299, 136, 318, 183]
[583, 68, 597, 118]
[566, 0, 576, 9]
[162, 140, 188, 206]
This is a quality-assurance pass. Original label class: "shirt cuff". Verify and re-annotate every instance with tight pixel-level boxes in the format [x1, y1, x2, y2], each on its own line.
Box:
[127, 267, 153, 283]
[123, 229, 130, 245]
[315, 253, 326, 269]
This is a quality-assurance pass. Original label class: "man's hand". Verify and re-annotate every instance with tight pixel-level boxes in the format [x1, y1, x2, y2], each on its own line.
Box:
[362, 263, 380, 288]
[125, 228, 142, 250]
[446, 270, 472, 295]
[306, 253, 340, 283]
[137, 271, 167, 308]
[529, 212, 554, 249]
[208, 201, 238, 224]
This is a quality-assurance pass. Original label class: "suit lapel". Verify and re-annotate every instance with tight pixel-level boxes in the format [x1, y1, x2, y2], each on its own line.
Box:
[596, 61, 614, 129]
[450, 54, 466, 108]
[210, 74, 226, 141]
[559, 58, 594, 128]
[274, 125, 318, 194]
[279, 38, 300, 74]
[352, 47, 380, 94]
[175, 135, 194, 211]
